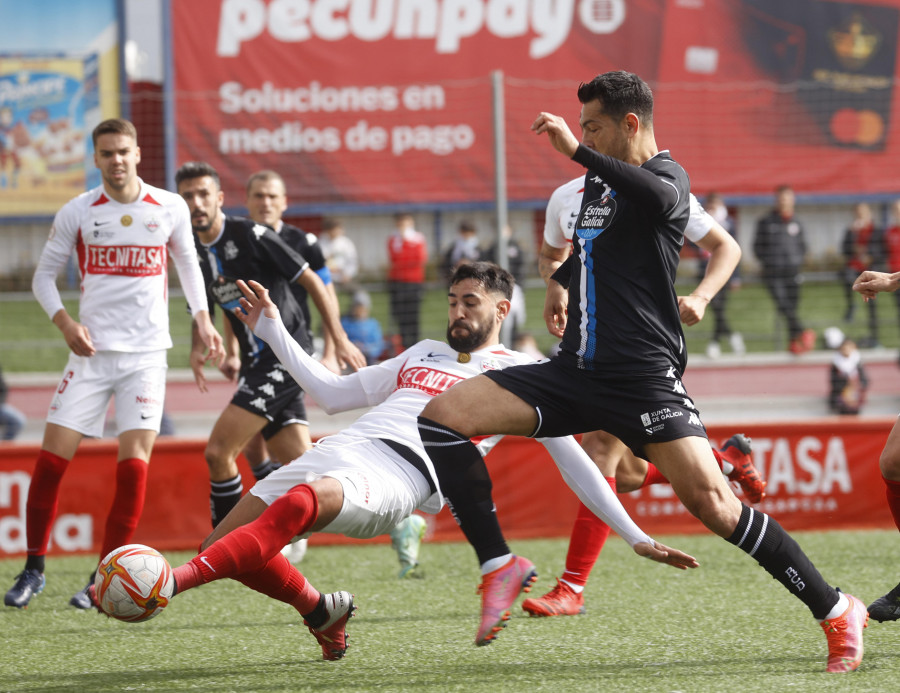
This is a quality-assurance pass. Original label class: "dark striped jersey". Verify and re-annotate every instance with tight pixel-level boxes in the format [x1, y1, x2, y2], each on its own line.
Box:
[194, 216, 313, 363]
[556, 146, 690, 373]
[278, 222, 328, 344]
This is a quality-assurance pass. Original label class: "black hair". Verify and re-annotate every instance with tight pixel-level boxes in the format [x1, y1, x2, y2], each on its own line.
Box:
[576, 71, 654, 126]
[449, 261, 514, 301]
[175, 161, 222, 190]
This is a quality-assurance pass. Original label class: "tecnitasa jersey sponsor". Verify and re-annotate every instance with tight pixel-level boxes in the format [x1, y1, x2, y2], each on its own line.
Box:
[323, 339, 533, 513]
[33, 180, 204, 352]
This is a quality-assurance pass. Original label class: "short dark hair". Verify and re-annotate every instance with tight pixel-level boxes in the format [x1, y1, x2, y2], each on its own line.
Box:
[92, 118, 137, 147]
[449, 261, 514, 301]
[459, 220, 476, 233]
[246, 169, 285, 194]
[175, 161, 221, 190]
[576, 71, 654, 127]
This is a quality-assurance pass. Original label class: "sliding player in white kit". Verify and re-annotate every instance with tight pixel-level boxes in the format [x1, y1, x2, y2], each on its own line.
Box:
[4, 118, 222, 611]
[139, 263, 697, 661]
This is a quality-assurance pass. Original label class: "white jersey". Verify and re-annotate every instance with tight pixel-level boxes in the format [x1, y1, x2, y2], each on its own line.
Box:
[256, 313, 531, 513]
[543, 176, 712, 249]
[255, 312, 653, 546]
[32, 179, 208, 352]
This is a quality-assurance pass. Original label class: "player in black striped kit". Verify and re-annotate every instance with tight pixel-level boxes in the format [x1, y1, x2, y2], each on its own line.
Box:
[176, 162, 364, 528]
[416, 71, 867, 672]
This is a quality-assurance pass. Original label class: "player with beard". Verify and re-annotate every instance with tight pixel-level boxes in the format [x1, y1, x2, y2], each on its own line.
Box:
[122, 262, 697, 661]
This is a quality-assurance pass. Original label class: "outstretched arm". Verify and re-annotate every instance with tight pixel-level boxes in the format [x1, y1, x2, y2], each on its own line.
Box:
[233, 279, 372, 413]
[853, 270, 900, 299]
[538, 436, 699, 570]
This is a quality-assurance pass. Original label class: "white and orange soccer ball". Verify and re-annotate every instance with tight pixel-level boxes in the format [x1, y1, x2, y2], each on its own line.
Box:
[94, 544, 174, 622]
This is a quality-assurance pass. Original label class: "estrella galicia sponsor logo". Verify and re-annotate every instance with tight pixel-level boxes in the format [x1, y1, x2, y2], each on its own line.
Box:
[209, 275, 243, 310]
[576, 182, 616, 240]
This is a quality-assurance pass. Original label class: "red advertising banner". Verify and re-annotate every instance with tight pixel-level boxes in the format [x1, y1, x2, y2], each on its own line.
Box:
[171, 0, 900, 208]
[0, 419, 895, 557]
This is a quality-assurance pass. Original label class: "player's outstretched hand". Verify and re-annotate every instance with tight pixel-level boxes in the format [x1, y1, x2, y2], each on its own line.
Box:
[853, 270, 898, 299]
[234, 279, 281, 331]
[531, 112, 580, 157]
[335, 338, 367, 373]
[633, 541, 699, 570]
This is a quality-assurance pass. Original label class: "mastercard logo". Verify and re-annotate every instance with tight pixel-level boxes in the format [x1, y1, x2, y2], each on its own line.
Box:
[830, 108, 885, 146]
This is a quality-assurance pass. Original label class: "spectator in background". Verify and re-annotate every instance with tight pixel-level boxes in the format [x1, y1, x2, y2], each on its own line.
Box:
[341, 290, 385, 366]
[0, 364, 25, 441]
[387, 212, 428, 349]
[699, 193, 745, 358]
[485, 225, 527, 340]
[841, 202, 882, 347]
[319, 217, 359, 292]
[753, 185, 816, 354]
[441, 220, 482, 280]
[827, 333, 868, 415]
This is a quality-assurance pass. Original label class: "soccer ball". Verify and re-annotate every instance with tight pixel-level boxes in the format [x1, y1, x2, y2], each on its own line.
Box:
[94, 544, 174, 622]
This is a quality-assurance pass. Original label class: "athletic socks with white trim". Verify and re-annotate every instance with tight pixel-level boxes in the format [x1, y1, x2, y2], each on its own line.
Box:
[210, 475, 243, 528]
[727, 503, 840, 619]
[252, 459, 282, 481]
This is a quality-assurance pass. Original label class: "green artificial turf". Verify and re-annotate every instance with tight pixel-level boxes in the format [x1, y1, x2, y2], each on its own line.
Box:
[1, 531, 898, 692]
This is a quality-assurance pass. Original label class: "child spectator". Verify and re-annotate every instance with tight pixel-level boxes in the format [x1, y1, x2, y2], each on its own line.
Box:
[341, 290, 385, 366]
[828, 333, 869, 415]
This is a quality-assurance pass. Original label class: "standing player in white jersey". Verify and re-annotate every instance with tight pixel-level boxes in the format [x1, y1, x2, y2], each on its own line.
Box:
[522, 181, 767, 617]
[4, 119, 223, 610]
[122, 263, 697, 661]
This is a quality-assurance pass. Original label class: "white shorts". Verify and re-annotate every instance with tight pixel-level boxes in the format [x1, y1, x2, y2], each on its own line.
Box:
[250, 434, 432, 539]
[46, 350, 167, 438]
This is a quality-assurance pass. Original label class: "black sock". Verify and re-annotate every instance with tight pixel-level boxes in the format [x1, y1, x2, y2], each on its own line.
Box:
[727, 504, 839, 619]
[417, 415, 509, 565]
[24, 555, 45, 573]
[303, 593, 327, 628]
[210, 475, 243, 528]
[252, 459, 281, 481]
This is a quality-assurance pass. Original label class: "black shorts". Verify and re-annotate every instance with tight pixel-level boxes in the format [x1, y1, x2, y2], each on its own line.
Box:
[484, 356, 707, 459]
[231, 358, 308, 440]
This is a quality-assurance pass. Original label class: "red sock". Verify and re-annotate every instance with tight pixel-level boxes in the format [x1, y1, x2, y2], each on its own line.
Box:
[173, 484, 319, 593]
[884, 477, 900, 531]
[25, 450, 70, 556]
[236, 554, 322, 615]
[640, 463, 668, 487]
[561, 477, 616, 587]
[100, 458, 148, 559]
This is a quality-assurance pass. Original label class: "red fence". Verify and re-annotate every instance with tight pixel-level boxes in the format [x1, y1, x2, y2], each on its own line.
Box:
[0, 419, 895, 557]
